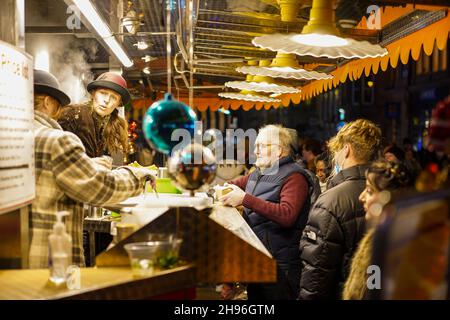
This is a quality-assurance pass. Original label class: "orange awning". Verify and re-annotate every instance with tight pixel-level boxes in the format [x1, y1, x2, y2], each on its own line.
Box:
[278, 5, 450, 108]
[132, 95, 282, 112]
[133, 5, 449, 112]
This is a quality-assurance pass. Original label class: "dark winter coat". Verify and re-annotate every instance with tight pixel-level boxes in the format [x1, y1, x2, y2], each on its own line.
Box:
[58, 103, 109, 158]
[299, 164, 369, 299]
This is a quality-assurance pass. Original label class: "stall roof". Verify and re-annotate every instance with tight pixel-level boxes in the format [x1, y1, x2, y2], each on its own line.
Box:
[25, 1, 450, 110]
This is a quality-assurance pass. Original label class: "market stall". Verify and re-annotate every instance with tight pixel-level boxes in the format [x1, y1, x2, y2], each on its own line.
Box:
[1, 0, 450, 302]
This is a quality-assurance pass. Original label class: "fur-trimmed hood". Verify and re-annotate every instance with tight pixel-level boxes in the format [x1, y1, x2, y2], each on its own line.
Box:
[342, 229, 375, 300]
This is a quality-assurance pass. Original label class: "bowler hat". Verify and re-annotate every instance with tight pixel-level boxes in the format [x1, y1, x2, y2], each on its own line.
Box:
[87, 72, 131, 105]
[34, 69, 71, 106]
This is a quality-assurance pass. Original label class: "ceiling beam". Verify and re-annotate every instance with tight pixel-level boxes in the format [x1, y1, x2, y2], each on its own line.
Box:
[25, 25, 92, 37]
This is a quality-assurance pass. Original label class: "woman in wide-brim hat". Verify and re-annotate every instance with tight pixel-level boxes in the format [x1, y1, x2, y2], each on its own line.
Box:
[58, 72, 131, 158]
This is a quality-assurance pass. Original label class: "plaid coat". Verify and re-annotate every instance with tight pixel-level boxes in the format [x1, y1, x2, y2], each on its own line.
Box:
[31, 111, 148, 268]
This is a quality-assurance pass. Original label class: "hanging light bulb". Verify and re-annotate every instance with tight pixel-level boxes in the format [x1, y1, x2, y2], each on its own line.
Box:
[252, 0, 388, 59]
[235, 3, 332, 81]
[290, 34, 348, 47]
[141, 55, 156, 62]
[122, 9, 140, 34]
[134, 41, 149, 50]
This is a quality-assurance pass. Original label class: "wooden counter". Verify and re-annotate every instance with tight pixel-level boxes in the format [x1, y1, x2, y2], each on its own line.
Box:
[0, 265, 196, 300]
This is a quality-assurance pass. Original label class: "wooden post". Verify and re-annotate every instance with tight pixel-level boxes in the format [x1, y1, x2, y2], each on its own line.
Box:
[0, 0, 18, 45]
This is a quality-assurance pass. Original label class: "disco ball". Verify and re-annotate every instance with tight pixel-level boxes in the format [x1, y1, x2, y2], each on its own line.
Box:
[167, 143, 217, 194]
[143, 93, 197, 155]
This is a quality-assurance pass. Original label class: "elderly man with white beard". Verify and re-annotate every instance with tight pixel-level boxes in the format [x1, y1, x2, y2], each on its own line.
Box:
[219, 124, 315, 300]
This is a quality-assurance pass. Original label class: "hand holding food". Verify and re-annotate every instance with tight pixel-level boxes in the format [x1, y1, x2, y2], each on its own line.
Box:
[219, 183, 246, 207]
[126, 167, 157, 189]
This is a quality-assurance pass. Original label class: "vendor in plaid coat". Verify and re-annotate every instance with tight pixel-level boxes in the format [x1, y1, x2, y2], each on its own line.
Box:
[30, 70, 155, 268]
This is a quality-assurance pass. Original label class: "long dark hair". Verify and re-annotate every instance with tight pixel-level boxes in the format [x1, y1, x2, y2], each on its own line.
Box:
[103, 108, 129, 154]
[366, 159, 413, 191]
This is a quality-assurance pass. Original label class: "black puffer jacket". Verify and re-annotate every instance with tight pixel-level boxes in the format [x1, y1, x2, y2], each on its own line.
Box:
[298, 164, 369, 300]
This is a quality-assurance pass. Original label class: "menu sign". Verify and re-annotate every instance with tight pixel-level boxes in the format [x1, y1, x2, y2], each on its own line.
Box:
[0, 40, 34, 214]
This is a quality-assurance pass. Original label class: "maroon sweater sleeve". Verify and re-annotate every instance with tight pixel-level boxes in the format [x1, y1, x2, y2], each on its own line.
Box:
[229, 175, 250, 190]
[238, 173, 309, 228]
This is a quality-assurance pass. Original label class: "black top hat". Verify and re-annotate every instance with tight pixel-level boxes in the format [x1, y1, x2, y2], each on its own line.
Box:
[34, 69, 71, 106]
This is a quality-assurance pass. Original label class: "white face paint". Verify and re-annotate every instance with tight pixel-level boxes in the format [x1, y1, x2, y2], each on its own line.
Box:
[92, 88, 121, 117]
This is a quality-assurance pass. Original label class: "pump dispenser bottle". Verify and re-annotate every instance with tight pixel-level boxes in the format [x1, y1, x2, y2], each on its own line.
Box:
[48, 211, 72, 285]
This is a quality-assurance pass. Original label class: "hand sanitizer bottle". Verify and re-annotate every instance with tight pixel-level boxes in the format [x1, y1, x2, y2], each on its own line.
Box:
[48, 211, 72, 285]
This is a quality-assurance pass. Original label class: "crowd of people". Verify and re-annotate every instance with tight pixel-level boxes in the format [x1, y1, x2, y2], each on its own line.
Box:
[218, 104, 449, 300]
[29, 69, 449, 300]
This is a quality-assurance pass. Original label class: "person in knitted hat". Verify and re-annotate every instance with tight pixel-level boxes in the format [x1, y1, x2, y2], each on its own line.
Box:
[415, 95, 450, 191]
[429, 95, 450, 156]
[58, 72, 131, 160]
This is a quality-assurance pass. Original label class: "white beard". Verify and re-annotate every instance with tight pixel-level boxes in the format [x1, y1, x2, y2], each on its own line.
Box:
[255, 158, 272, 169]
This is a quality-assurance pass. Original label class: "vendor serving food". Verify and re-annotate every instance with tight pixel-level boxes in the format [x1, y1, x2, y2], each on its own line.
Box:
[30, 70, 156, 268]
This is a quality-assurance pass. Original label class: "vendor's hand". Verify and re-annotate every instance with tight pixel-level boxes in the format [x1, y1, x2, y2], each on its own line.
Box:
[127, 167, 157, 189]
[146, 175, 157, 191]
[92, 156, 113, 170]
[219, 183, 246, 207]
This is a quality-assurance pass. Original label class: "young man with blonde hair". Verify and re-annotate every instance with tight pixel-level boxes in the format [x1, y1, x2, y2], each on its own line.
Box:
[299, 119, 382, 300]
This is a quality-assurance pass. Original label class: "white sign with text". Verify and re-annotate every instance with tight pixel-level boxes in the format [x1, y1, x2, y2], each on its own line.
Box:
[0, 40, 35, 214]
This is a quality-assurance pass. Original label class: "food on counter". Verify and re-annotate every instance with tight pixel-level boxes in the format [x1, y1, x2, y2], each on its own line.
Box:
[124, 238, 183, 277]
[130, 258, 154, 277]
[155, 178, 182, 194]
[215, 186, 234, 199]
[128, 161, 158, 171]
[156, 250, 180, 269]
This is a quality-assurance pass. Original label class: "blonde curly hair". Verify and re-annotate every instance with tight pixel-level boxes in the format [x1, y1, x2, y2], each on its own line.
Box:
[328, 119, 382, 163]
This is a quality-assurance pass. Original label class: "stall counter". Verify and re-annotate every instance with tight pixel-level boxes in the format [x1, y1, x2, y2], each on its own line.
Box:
[0, 264, 196, 300]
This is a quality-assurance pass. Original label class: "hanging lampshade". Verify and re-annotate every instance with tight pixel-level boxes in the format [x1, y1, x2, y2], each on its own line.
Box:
[219, 62, 281, 102]
[235, 2, 332, 80]
[218, 91, 281, 103]
[236, 52, 332, 80]
[252, 0, 388, 59]
[225, 60, 301, 94]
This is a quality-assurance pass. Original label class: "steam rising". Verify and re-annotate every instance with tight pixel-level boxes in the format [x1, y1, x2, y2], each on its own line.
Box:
[26, 35, 98, 104]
